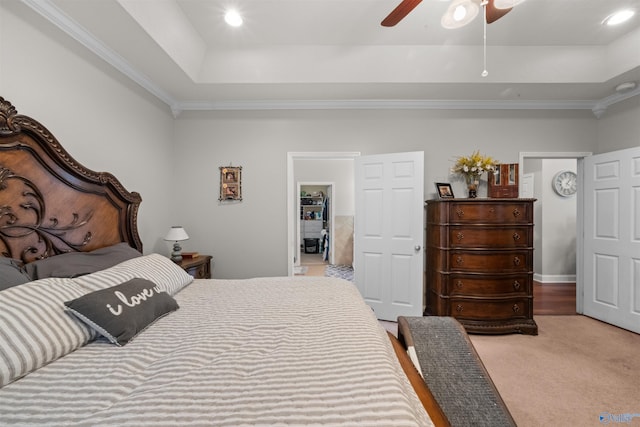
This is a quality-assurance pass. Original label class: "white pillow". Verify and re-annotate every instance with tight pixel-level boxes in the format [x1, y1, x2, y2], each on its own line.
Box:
[72, 253, 194, 295]
[0, 278, 96, 388]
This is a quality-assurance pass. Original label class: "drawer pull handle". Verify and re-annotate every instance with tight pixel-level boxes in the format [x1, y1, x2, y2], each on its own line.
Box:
[456, 304, 464, 312]
[456, 256, 464, 266]
[489, 207, 496, 214]
[513, 304, 520, 313]
[513, 232, 520, 241]
[456, 208, 465, 218]
[513, 281, 521, 290]
[456, 232, 464, 242]
[512, 208, 521, 217]
[456, 280, 464, 289]
[513, 256, 521, 266]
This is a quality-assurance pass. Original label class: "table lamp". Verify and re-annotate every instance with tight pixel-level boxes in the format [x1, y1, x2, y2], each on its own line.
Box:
[164, 226, 189, 262]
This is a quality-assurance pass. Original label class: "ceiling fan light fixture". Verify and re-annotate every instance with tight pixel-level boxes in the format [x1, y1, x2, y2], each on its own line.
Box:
[453, 5, 467, 21]
[224, 10, 243, 27]
[602, 9, 635, 26]
[441, 0, 479, 29]
[493, 0, 526, 10]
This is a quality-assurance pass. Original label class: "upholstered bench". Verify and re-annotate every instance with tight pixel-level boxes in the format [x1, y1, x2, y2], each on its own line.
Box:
[397, 316, 517, 427]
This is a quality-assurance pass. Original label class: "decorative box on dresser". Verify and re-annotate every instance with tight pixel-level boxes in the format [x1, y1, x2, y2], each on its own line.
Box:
[425, 198, 538, 335]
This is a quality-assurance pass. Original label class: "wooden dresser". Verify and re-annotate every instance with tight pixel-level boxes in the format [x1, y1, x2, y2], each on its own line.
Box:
[425, 198, 538, 335]
[179, 255, 212, 279]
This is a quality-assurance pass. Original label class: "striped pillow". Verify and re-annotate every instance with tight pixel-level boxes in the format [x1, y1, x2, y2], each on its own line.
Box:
[72, 253, 194, 295]
[0, 278, 96, 388]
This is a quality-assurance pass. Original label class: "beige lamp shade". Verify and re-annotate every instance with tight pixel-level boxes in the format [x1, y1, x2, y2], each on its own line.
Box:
[164, 226, 189, 242]
[164, 226, 189, 262]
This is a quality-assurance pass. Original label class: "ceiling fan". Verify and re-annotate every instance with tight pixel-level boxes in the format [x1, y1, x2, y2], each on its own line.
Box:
[381, 0, 521, 28]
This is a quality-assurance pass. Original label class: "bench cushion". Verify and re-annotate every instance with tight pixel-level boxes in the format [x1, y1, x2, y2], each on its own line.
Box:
[398, 316, 516, 427]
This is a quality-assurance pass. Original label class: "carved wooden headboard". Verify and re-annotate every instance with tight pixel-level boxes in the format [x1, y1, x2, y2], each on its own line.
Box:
[0, 97, 142, 263]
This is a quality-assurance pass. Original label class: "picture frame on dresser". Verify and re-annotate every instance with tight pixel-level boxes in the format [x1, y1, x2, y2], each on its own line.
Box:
[435, 182, 455, 198]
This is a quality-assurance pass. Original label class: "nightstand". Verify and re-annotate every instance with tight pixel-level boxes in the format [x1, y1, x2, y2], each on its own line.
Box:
[178, 255, 212, 279]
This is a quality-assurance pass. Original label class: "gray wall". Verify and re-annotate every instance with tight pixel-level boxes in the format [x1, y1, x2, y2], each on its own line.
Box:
[537, 159, 577, 282]
[173, 109, 599, 278]
[2, 1, 639, 279]
[595, 96, 640, 153]
[0, 1, 175, 254]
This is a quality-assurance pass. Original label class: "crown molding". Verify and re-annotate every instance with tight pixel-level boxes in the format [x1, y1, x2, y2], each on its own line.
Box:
[22, 0, 638, 118]
[170, 99, 596, 117]
[21, 0, 176, 107]
[591, 85, 640, 118]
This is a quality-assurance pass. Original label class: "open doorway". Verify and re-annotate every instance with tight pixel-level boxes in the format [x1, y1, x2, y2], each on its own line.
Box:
[519, 151, 591, 314]
[286, 152, 359, 277]
[296, 183, 331, 276]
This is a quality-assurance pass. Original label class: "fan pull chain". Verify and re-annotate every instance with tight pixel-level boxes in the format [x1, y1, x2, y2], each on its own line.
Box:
[481, 1, 488, 77]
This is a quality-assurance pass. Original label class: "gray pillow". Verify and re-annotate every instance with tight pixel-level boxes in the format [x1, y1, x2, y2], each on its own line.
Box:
[25, 242, 142, 279]
[64, 278, 179, 346]
[0, 257, 32, 291]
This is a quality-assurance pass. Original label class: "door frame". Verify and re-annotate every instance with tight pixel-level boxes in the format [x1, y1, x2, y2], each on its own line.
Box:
[287, 152, 360, 277]
[519, 151, 592, 314]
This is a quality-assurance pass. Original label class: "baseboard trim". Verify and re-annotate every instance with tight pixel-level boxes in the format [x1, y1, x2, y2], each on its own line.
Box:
[534, 273, 576, 283]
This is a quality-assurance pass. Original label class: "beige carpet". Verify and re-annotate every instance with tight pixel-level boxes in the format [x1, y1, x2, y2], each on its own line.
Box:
[469, 315, 640, 426]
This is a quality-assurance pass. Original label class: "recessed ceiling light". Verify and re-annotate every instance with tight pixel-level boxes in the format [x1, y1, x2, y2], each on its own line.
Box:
[602, 9, 635, 26]
[224, 10, 243, 27]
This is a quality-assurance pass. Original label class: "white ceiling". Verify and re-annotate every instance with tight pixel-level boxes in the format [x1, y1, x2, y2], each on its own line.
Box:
[24, 0, 640, 115]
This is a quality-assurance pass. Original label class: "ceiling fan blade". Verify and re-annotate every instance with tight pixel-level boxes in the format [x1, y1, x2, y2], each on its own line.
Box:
[381, 0, 423, 27]
[486, 0, 511, 24]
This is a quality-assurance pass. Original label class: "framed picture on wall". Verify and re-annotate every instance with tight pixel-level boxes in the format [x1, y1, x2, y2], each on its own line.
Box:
[219, 166, 242, 201]
[435, 182, 455, 198]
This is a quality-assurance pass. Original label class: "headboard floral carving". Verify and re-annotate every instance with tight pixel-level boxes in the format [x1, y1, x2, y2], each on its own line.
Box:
[0, 97, 142, 262]
[0, 166, 94, 260]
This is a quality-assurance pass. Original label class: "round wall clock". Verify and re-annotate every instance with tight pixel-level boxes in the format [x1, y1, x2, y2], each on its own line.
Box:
[552, 170, 577, 197]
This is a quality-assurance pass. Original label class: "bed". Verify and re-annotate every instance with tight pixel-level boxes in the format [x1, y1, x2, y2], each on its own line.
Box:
[0, 97, 440, 426]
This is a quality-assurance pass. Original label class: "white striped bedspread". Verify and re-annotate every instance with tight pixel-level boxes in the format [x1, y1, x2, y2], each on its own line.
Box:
[0, 276, 433, 427]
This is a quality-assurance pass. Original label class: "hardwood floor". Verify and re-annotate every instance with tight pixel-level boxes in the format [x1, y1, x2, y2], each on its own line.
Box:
[298, 252, 329, 277]
[533, 281, 576, 315]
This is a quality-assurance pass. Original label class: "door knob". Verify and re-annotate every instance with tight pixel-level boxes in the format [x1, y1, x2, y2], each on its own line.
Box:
[414, 245, 421, 252]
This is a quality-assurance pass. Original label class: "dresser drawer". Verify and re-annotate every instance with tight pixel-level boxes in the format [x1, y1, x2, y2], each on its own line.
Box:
[449, 226, 532, 248]
[180, 256, 212, 279]
[449, 297, 531, 320]
[448, 274, 531, 296]
[449, 250, 532, 272]
[449, 202, 532, 224]
[188, 264, 211, 279]
[186, 263, 210, 279]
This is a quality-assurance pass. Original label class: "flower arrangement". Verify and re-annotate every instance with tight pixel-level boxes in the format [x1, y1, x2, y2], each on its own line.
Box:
[451, 150, 498, 198]
[451, 150, 498, 183]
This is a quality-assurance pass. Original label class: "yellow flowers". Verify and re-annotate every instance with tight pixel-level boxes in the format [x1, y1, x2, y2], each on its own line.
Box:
[451, 150, 498, 180]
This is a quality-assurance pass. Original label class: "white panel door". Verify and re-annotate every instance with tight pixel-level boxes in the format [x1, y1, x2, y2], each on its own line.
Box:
[354, 151, 424, 321]
[520, 173, 534, 199]
[583, 147, 640, 333]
